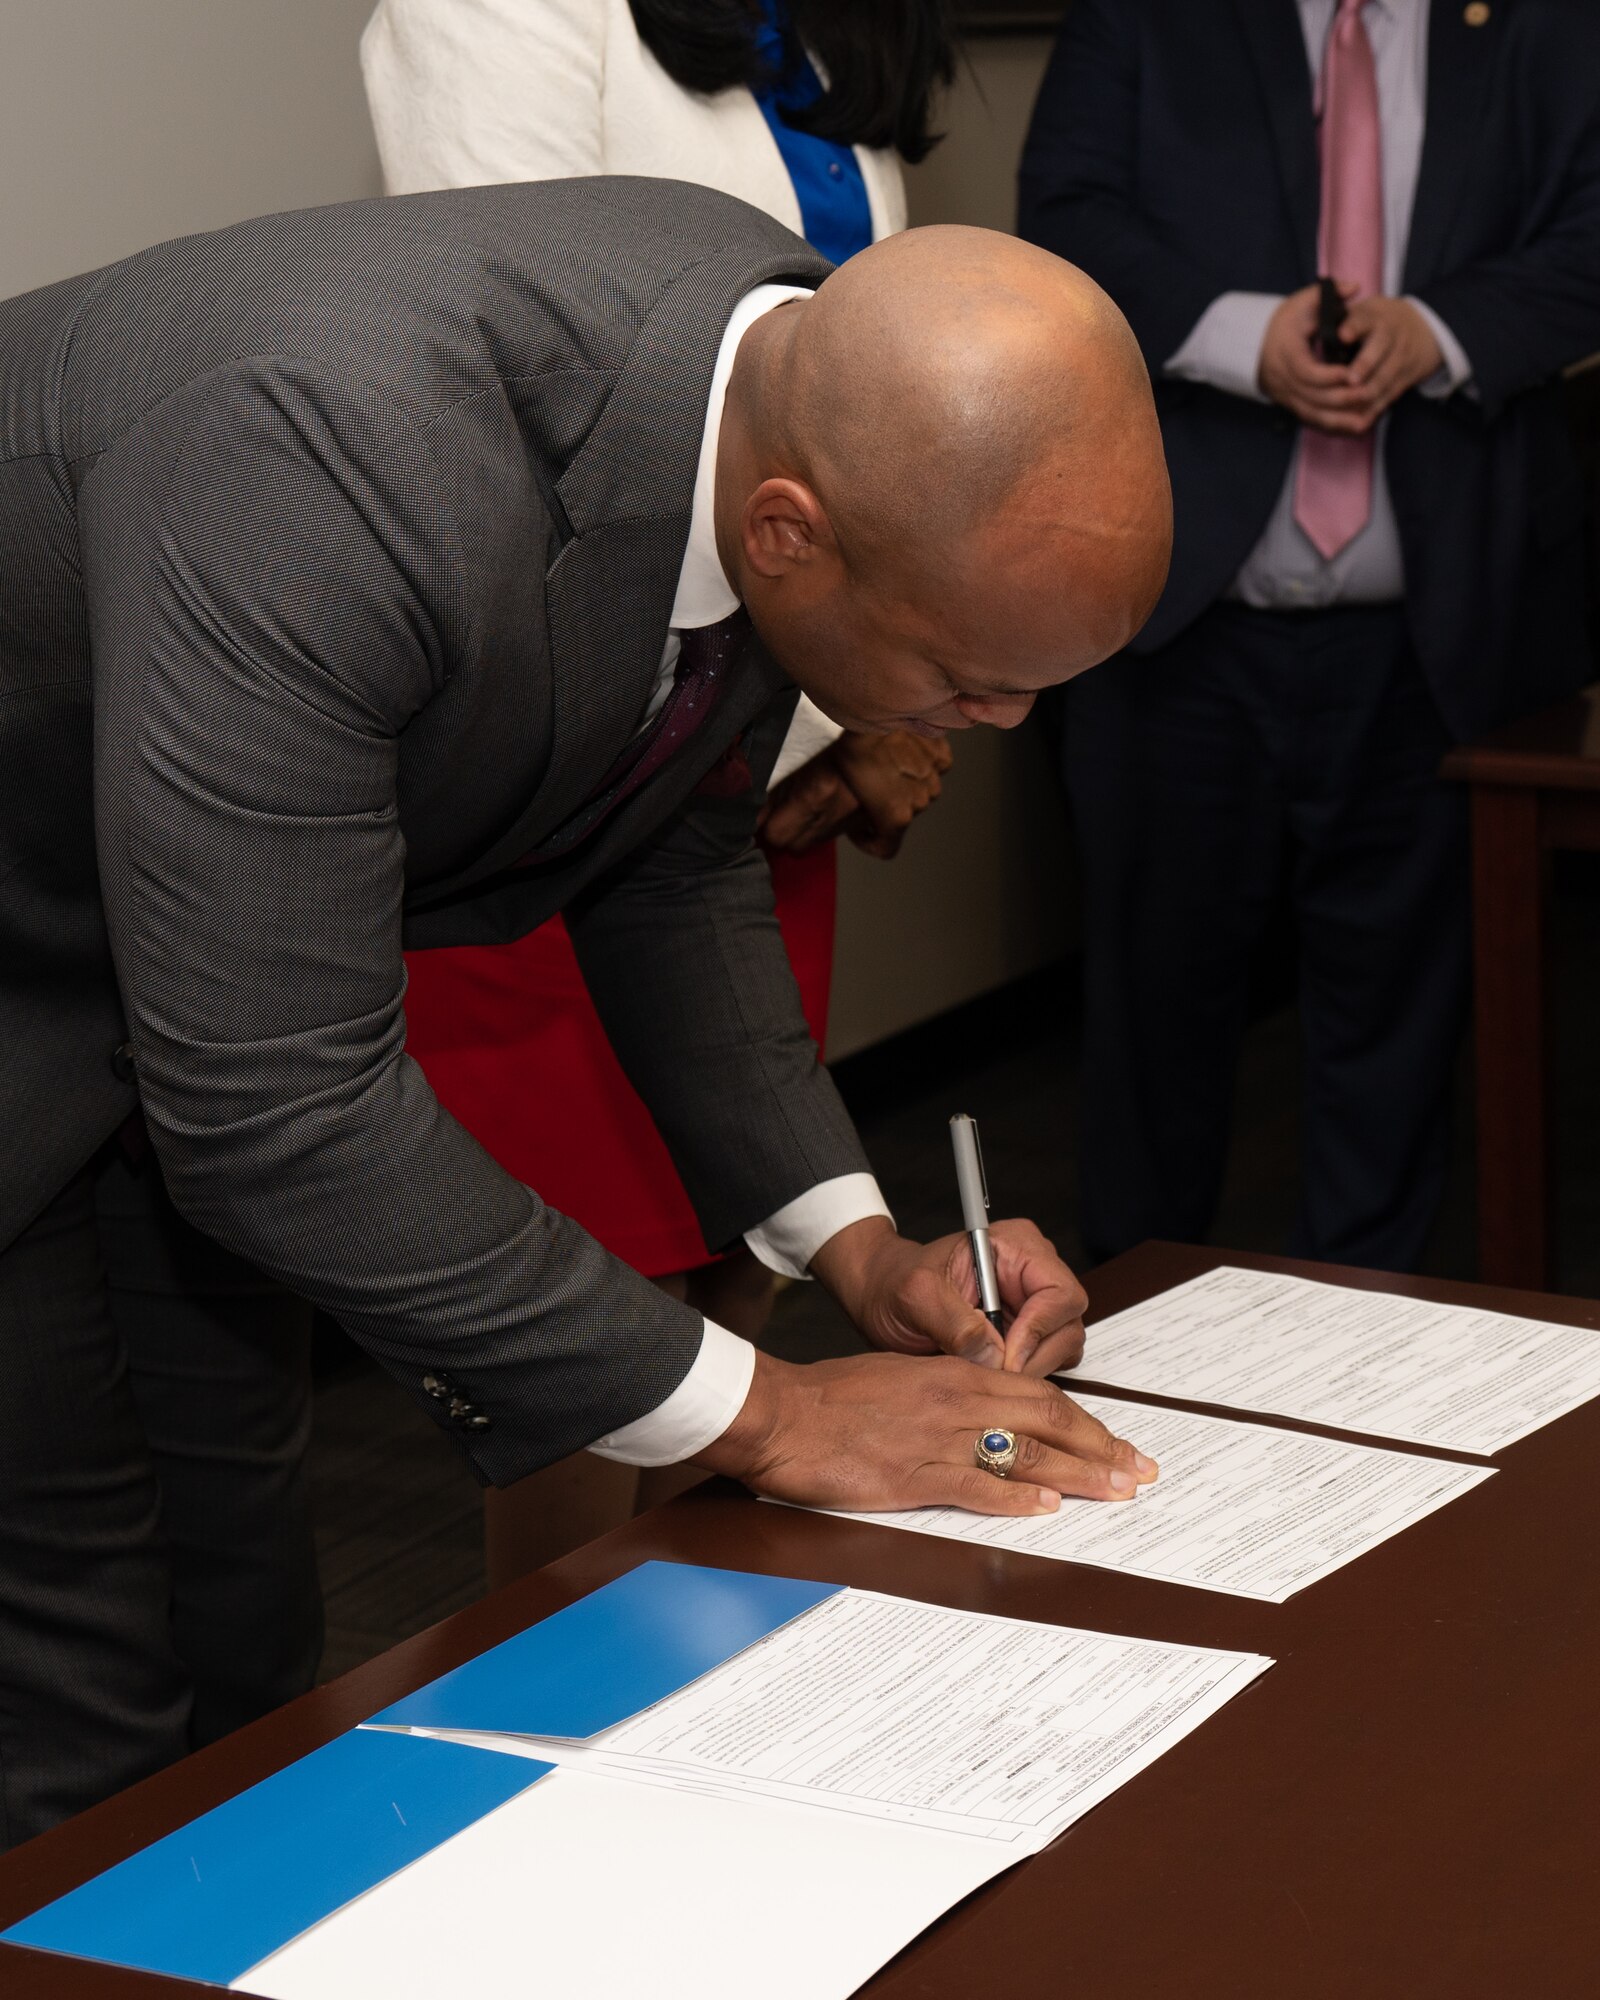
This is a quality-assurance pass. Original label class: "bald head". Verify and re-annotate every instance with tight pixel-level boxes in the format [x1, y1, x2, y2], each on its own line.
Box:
[789, 227, 1156, 564]
[717, 224, 1171, 736]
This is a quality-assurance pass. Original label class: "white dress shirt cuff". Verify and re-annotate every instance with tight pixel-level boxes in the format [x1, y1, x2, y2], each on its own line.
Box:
[588, 1318, 756, 1468]
[745, 1172, 893, 1281]
[768, 694, 845, 791]
[1165, 292, 1282, 403]
[1406, 298, 1475, 400]
[588, 1173, 891, 1467]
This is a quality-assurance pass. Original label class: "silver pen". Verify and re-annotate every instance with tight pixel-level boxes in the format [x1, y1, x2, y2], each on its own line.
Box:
[949, 1113, 1003, 1332]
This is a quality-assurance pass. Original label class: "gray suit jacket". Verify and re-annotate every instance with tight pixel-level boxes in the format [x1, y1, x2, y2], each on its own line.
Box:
[0, 177, 866, 1481]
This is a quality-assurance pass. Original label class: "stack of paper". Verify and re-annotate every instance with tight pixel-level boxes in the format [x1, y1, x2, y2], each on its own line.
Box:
[793, 1266, 1600, 1596]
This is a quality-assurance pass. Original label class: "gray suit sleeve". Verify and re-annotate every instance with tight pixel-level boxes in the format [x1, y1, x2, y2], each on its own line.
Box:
[563, 699, 871, 1255]
[82, 363, 705, 1483]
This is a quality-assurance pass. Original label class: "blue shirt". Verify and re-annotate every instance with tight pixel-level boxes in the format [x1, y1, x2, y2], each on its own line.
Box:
[752, 3, 874, 266]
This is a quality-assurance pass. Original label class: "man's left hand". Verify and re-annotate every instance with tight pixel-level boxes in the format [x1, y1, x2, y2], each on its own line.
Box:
[757, 752, 859, 853]
[758, 729, 951, 858]
[831, 728, 952, 859]
[1336, 294, 1444, 425]
[810, 1214, 1089, 1376]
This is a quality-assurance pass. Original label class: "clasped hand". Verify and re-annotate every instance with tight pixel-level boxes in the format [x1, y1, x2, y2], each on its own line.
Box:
[696, 1215, 1158, 1518]
[758, 728, 953, 859]
[1258, 280, 1444, 436]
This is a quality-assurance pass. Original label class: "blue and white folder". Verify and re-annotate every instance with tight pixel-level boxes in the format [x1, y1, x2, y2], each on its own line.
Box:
[0, 1731, 544, 1990]
[3, 1561, 1272, 2000]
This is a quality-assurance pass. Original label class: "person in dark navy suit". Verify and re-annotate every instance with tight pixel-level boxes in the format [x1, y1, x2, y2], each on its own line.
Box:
[1021, 0, 1600, 1270]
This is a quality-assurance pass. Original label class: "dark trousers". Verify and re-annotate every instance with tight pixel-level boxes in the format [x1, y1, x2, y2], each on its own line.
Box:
[1059, 601, 1469, 1272]
[0, 1140, 320, 1852]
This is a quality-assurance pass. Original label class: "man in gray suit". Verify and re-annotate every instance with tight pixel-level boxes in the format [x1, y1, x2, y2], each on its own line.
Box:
[0, 178, 1170, 1845]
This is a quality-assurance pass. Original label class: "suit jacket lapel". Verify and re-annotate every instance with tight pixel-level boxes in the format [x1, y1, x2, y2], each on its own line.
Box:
[1404, 0, 1504, 291]
[434, 244, 752, 891]
[410, 228, 828, 909]
[517, 519, 687, 848]
[415, 518, 686, 899]
[1230, 0, 1320, 270]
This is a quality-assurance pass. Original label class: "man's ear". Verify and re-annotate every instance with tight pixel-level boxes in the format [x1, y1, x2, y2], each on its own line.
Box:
[740, 477, 835, 581]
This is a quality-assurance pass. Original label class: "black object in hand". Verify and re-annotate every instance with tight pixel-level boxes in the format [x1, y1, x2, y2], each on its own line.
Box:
[1316, 277, 1361, 365]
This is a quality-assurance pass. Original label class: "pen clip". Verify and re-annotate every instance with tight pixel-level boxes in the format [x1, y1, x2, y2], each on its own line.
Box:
[971, 1120, 990, 1214]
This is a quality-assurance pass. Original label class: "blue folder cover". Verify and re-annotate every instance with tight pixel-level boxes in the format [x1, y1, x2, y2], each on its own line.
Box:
[369, 1560, 843, 1739]
[1, 1562, 840, 1987]
[1, 1728, 548, 1988]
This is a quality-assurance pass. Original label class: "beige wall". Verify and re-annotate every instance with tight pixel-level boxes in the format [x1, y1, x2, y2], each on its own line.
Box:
[904, 34, 1057, 231]
[827, 33, 1066, 1058]
[0, 0, 380, 302]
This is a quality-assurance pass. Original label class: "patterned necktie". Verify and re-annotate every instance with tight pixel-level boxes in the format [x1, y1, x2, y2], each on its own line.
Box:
[1293, 0, 1384, 561]
[528, 606, 751, 861]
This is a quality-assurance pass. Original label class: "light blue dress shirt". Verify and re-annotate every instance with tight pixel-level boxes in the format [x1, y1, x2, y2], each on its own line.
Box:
[1166, 0, 1473, 608]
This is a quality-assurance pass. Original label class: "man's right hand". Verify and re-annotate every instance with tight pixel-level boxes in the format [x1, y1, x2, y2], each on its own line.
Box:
[1258, 281, 1373, 435]
[693, 1348, 1156, 1518]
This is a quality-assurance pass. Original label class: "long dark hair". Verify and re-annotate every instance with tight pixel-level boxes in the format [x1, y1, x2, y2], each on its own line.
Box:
[625, 1, 957, 165]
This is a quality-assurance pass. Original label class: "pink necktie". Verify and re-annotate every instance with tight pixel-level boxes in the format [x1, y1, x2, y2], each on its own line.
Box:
[1293, 0, 1384, 561]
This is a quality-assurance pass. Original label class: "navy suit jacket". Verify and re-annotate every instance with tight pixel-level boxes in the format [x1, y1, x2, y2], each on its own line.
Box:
[1020, 0, 1600, 739]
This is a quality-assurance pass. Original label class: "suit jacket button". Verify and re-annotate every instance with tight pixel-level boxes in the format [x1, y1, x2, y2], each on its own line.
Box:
[465, 1413, 492, 1432]
[448, 1395, 478, 1423]
[422, 1373, 453, 1401]
[111, 1042, 136, 1083]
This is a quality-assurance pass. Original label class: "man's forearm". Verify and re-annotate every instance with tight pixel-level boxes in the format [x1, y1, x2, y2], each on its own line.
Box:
[1165, 292, 1281, 403]
[1416, 252, 1600, 419]
[808, 1213, 902, 1319]
[590, 1318, 758, 1467]
[565, 815, 871, 1252]
[744, 1174, 892, 1280]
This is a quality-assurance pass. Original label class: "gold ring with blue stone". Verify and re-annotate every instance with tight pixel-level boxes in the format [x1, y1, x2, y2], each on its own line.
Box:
[974, 1427, 1019, 1477]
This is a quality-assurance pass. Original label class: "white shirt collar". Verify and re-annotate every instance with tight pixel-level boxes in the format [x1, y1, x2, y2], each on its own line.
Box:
[669, 282, 815, 632]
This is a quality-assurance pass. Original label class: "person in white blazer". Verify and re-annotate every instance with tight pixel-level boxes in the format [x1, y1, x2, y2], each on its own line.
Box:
[364, 0, 911, 241]
[361, 0, 962, 1578]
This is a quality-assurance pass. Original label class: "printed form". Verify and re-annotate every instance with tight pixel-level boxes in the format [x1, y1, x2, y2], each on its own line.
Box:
[1061, 1266, 1600, 1454]
[445, 1589, 1271, 1849]
[13, 1565, 1273, 2000]
[271, 1588, 1269, 2000]
[799, 1393, 1495, 1601]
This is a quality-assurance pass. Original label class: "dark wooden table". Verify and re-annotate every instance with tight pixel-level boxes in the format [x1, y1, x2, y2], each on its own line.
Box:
[4, 1241, 1599, 1998]
[1442, 681, 1600, 1290]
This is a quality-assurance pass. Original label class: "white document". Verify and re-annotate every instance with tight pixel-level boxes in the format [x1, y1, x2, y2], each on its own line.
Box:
[471, 1588, 1270, 1848]
[250, 1590, 1269, 2000]
[1062, 1265, 1600, 1454]
[798, 1394, 1495, 1602]
[236, 1765, 1016, 2000]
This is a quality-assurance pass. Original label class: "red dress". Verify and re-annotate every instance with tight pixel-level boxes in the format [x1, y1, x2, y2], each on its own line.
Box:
[402, 844, 836, 1277]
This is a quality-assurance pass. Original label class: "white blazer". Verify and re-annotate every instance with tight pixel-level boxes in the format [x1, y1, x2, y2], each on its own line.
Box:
[362, 0, 908, 783]
[361, 0, 909, 240]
